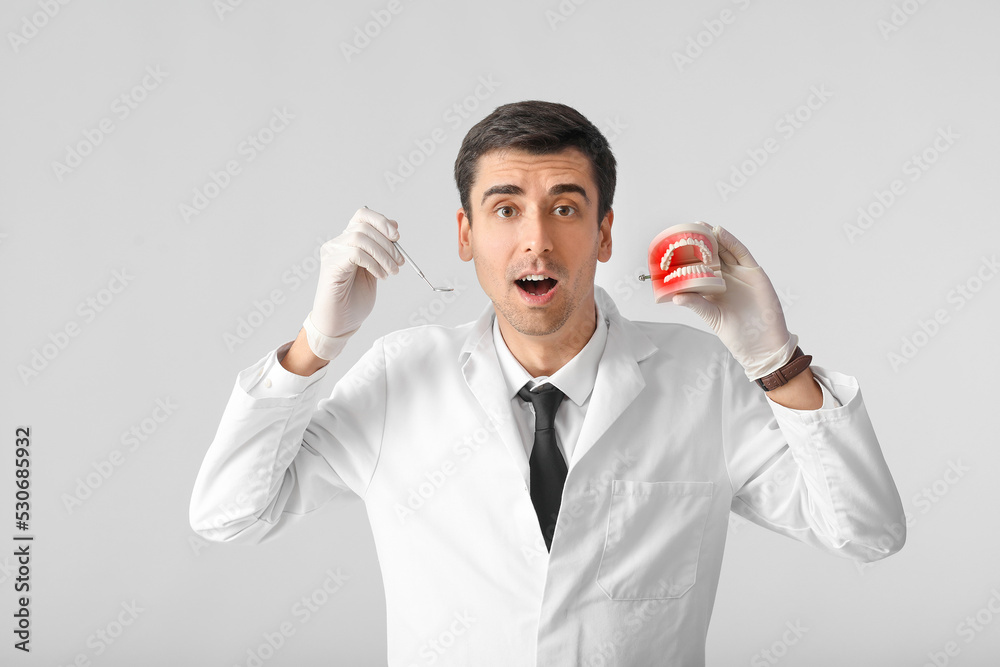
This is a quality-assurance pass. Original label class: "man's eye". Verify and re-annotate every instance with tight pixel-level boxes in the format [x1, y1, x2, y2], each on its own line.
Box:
[554, 205, 575, 216]
[496, 206, 516, 218]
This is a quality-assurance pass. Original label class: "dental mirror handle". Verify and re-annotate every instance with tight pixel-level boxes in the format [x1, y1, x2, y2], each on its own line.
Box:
[392, 240, 454, 292]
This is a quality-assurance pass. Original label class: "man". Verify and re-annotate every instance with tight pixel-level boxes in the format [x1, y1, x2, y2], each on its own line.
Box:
[190, 100, 905, 666]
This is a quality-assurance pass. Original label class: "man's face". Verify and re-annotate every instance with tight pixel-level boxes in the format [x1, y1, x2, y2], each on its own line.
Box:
[457, 147, 613, 337]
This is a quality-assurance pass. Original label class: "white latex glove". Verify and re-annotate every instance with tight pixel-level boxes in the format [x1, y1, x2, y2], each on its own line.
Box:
[670, 222, 798, 381]
[302, 206, 404, 360]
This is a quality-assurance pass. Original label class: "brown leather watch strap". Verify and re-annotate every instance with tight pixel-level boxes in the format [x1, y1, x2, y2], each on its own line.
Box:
[755, 346, 812, 391]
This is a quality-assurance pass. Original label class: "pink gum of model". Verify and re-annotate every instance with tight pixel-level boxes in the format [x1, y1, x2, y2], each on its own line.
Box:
[647, 223, 726, 303]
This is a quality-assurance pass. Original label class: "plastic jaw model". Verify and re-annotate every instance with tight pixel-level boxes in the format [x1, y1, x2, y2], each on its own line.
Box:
[647, 223, 726, 303]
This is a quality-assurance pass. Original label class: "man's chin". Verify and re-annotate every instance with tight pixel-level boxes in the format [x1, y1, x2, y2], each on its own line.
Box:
[509, 320, 563, 337]
[503, 304, 569, 336]
[497, 297, 571, 337]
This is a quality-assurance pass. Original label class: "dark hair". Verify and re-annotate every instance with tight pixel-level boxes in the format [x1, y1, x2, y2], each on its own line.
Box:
[454, 100, 617, 225]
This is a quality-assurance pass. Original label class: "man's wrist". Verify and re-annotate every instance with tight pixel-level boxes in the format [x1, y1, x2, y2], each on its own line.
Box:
[280, 328, 331, 377]
[764, 367, 823, 410]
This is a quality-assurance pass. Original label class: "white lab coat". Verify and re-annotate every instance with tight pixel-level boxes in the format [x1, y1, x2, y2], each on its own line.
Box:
[189, 286, 905, 666]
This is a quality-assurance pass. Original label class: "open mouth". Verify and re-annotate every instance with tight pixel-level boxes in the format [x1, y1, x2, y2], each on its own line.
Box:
[515, 274, 558, 297]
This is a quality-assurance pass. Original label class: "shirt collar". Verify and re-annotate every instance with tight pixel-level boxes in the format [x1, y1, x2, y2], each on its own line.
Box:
[491, 300, 609, 407]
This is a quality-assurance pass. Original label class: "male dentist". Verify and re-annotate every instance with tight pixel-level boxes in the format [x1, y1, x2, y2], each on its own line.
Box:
[190, 100, 905, 666]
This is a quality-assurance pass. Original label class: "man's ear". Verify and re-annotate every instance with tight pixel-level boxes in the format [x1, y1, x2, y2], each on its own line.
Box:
[598, 208, 613, 263]
[457, 207, 473, 262]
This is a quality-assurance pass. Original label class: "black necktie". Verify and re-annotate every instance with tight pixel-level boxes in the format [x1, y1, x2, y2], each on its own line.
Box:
[517, 383, 567, 551]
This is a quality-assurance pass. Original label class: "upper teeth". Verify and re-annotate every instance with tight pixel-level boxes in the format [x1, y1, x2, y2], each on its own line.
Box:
[660, 237, 712, 271]
[521, 275, 548, 281]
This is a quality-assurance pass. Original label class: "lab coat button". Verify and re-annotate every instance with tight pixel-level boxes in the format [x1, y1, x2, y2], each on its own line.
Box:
[264, 378, 272, 388]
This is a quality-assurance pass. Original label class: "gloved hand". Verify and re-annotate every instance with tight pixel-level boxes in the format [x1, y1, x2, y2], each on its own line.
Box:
[302, 206, 404, 360]
[670, 222, 798, 381]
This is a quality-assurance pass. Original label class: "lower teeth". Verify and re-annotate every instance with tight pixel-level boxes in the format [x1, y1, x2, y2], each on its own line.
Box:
[663, 264, 715, 283]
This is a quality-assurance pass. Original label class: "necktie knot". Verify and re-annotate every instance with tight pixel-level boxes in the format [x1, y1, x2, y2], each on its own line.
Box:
[517, 383, 565, 431]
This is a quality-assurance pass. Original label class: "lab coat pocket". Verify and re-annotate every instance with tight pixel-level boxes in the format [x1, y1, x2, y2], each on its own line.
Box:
[596, 480, 714, 600]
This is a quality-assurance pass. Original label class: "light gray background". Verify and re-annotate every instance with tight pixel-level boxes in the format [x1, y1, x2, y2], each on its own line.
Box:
[3, 1, 998, 665]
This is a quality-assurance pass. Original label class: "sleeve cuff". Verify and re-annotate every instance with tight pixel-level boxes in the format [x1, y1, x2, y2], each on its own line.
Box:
[815, 373, 843, 409]
[243, 340, 329, 398]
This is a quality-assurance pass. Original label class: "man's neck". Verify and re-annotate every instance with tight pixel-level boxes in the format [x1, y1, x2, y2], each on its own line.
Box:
[496, 298, 598, 378]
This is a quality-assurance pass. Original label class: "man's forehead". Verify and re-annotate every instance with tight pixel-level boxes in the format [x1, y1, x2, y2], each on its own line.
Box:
[478, 146, 589, 172]
[473, 147, 595, 193]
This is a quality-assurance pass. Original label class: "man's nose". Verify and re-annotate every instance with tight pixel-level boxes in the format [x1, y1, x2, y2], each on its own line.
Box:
[520, 209, 553, 253]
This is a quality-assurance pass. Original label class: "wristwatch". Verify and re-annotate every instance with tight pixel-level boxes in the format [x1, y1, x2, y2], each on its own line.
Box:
[755, 346, 812, 391]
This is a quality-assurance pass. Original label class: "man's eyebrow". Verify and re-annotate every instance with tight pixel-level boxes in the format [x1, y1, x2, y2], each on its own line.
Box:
[479, 183, 591, 205]
[548, 183, 590, 203]
[480, 184, 523, 205]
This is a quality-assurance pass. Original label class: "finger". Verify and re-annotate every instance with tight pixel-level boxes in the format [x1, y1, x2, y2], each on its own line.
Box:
[386, 220, 404, 265]
[352, 211, 403, 263]
[343, 232, 400, 278]
[346, 244, 390, 280]
[337, 244, 387, 280]
[690, 221, 756, 269]
[356, 206, 400, 242]
[713, 225, 758, 269]
[351, 219, 405, 265]
[670, 292, 721, 329]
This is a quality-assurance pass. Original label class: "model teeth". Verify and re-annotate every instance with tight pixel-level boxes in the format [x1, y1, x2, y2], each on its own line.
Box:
[520, 274, 549, 281]
[660, 237, 712, 271]
[662, 263, 718, 283]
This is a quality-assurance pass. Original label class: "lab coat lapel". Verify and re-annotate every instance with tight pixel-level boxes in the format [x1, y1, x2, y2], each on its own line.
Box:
[569, 288, 659, 469]
[460, 304, 530, 483]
